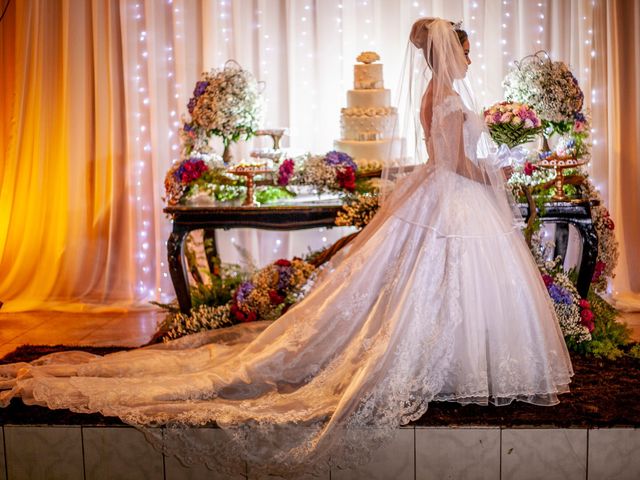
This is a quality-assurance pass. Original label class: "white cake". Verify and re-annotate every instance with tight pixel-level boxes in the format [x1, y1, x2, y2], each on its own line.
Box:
[334, 53, 405, 167]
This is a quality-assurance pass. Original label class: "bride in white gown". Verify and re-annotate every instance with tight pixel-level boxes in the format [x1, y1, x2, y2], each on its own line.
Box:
[1, 18, 573, 478]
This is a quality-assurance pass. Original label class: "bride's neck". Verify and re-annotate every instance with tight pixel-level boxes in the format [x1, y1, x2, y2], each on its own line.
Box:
[428, 80, 456, 96]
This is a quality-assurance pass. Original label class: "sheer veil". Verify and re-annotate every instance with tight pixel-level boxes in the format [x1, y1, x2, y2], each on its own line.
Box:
[376, 17, 523, 236]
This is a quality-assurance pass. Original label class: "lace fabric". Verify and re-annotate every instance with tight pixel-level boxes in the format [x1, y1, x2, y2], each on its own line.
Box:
[0, 18, 574, 479]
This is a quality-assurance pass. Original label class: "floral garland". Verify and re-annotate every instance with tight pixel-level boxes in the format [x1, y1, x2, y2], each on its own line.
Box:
[579, 179, 620, 293]
[164, 151, 365, 206]
[179, 61, 263, 156]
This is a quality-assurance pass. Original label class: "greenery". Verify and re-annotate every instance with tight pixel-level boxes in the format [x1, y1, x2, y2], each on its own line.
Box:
[255, 186, 294, 204]
[490, 124, 542, 149]
[568, 290, 632, 360]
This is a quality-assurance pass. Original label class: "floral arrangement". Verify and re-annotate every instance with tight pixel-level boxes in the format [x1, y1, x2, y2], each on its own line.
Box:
[155, 257, 316, 342]
[165, 156, 211, 206]
[503, 51, 584, 127]
[230, 258, 316, 322]
[579, 180, 620, 293]
[530, 234, 630, 359]
[164, 155, 242, 206]
[164, 150, 364, 206]
[180, 61, 263, 159]
[158, 304, 234, 341]
[506, 156, 556, 192]
[537, 256, 593, 345]
[503, 51, 592, 162]
[336, 193, 380, 229]
[277, 151, 359, 193]
[483, 102, 542, 148]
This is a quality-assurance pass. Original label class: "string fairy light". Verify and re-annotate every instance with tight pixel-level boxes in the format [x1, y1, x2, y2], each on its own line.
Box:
[128, 1, 155, 299]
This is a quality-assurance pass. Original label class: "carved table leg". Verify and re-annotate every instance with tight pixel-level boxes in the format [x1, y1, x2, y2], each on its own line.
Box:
[573, 219, 599, 299]
[167, 229, 192, 313]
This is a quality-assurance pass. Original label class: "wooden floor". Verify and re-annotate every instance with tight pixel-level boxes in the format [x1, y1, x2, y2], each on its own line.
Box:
[0, 310, 165, 358]
[0, 309, 639, 360]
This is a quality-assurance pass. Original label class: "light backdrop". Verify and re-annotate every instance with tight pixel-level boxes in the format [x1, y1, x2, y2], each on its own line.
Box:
[0, 0, 638, 312]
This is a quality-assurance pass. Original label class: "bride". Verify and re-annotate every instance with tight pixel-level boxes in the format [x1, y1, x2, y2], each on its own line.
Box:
[1, 18, 573, 478]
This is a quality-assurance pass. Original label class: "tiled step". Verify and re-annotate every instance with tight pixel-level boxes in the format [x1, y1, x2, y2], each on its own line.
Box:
[1, 425, 639, 480]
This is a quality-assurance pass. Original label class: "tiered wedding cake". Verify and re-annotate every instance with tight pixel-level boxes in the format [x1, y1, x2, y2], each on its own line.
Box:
[334, 52, 404, 168]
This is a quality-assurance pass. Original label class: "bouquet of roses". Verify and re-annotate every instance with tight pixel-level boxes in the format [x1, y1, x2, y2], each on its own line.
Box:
[484, 102, 542, 148]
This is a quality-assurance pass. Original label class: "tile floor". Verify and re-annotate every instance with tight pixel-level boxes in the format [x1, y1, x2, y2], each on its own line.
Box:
[1, 425, 640, 479]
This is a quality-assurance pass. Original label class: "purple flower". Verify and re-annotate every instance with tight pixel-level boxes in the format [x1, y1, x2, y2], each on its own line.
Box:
[276, 265, 293, 291]
[193, 80, 209, 97]
[548, 284, 573, 305]
[187, 97, 197, 114]
[235, 281, 255, 303]
[183, 123, 194, 132]
[325, 151, 357, 172]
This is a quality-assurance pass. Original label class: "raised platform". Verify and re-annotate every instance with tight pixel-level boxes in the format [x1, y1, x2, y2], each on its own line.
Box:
[2, 312, 640, 478]
[0, 424, 638, 479]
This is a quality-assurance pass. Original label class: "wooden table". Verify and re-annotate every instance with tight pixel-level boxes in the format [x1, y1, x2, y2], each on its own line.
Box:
[165, 199, 598, 313]
[164, 204, 343, 313]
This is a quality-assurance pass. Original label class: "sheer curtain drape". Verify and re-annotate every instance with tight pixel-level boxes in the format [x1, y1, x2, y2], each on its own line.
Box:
[1, 0, 637, 312]
[598, 0, 640, 310]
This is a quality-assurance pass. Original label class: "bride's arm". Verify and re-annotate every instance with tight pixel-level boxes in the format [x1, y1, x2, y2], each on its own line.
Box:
[452, 112, 491, 185]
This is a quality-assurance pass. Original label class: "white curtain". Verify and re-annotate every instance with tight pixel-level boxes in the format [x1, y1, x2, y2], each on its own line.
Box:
[3, 0, 637, 311]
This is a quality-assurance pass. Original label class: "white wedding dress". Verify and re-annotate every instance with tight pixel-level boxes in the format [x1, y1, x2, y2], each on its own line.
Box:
[0, 26, 573, 477]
